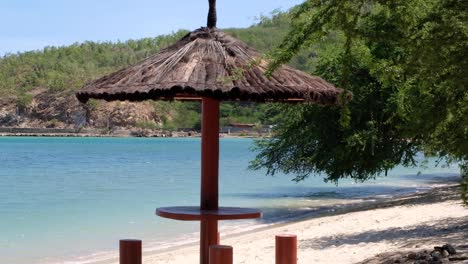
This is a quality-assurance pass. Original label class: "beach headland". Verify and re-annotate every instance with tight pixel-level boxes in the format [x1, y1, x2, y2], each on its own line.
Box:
[92, 184, 467, 264]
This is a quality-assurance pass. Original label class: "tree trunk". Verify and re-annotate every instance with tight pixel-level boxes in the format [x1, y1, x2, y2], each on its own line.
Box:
[461, 162, 468, 205]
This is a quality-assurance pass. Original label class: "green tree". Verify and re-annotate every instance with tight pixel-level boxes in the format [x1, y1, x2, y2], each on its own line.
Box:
[251, 43, 418, 182]
[251, 0, 467, 202]
[15, 92, 33, 114]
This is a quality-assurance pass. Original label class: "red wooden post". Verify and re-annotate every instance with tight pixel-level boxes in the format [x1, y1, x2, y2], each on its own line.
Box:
[209, 245, 233, 264]
[276, 234, 297, 264]
[120, 239, 142, 264]
[200, 97, 220, 264]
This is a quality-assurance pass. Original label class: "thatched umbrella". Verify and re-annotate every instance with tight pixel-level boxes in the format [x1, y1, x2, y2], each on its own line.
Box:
[76, 28, 343, 104]
[76, 1, 348, 263]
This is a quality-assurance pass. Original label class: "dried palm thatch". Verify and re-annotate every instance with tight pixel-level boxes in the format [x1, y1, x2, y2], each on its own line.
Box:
[76, 27, 349, 105]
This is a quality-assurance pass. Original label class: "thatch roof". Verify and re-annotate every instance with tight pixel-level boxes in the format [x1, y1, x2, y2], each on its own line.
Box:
[76, 27, 348, 105]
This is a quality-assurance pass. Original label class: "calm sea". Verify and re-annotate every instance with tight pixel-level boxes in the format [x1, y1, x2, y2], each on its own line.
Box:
[0, 137, 460, 264]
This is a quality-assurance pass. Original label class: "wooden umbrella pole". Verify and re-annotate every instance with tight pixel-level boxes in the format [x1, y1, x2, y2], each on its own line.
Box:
[200, 97, 220, 264]
[207, 0, 217, 28]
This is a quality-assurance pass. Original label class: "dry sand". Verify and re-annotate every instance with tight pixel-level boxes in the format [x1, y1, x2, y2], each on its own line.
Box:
[105, 186, 468, 264]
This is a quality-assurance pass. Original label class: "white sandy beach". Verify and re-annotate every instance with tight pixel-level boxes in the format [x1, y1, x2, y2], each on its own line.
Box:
[104, 186, 468, 264]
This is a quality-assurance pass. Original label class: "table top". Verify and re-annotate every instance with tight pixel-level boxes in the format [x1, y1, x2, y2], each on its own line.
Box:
[156, 206, 262, 221]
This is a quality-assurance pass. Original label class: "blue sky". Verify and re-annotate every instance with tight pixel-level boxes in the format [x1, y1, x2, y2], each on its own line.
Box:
[0, 0, 303, 55]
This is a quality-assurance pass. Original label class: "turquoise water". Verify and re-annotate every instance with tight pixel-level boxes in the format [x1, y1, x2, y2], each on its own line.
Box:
[0, 137, 460, 264]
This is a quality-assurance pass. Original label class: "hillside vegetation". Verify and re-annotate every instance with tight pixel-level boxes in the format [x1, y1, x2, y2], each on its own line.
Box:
[0, 10, 312, 130]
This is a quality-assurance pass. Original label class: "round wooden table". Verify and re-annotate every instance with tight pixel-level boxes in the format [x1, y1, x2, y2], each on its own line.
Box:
[156, 206, 262, 221]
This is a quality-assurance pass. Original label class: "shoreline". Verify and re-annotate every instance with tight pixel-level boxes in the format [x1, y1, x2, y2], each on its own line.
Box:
[84, 183, 465, 264]
[0, 132, 264, 139]
[0, 127, 267, 138]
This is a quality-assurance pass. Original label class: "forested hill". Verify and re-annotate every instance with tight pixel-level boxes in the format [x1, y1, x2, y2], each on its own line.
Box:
[0, 11, 295, 98]
[0, 11, 314, 132]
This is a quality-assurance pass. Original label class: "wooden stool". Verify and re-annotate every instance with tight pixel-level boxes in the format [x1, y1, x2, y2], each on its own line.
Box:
[276, 234, 297, 264]
[209, 245, 233, 264]
[120, 239, 142, 264]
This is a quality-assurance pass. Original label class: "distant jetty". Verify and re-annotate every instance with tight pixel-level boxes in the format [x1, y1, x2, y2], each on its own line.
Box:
[0, 126, 267, 138]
